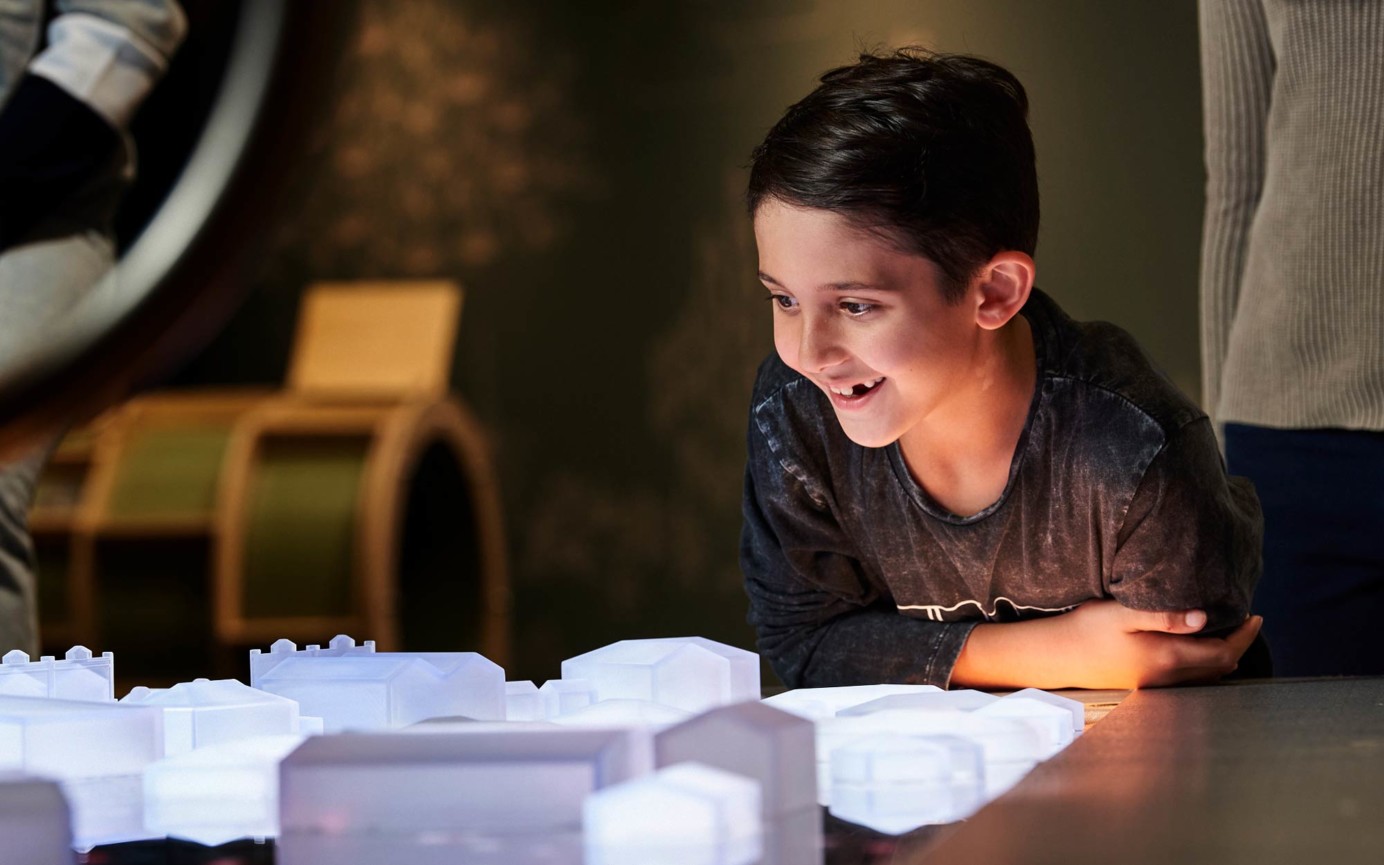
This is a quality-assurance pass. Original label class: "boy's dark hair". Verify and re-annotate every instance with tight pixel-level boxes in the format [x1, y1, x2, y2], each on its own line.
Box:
[747, 48, 1039, 302]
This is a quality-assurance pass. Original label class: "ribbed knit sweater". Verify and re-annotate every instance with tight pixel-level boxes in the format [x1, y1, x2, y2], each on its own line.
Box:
[1199, 0, 1384, 430]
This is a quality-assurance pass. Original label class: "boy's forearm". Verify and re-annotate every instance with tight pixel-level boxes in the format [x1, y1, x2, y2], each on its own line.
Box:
[754, 602, 979, 689]
[949, 616, 1075, 690]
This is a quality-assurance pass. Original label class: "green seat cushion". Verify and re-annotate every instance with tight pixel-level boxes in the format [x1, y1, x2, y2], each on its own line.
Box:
[241, 436, 369, 619]
[107, 426, 235, 520]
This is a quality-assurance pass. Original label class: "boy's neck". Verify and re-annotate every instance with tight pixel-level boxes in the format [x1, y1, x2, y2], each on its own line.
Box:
[897, 314, 1037, 517]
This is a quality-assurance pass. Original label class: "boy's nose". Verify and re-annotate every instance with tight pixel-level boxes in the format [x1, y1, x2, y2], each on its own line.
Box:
[798, 314, 847, 372]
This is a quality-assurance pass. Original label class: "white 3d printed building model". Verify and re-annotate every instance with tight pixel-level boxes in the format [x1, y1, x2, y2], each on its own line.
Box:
[249, 635, 505, 731]
[0, 647, 114, 702]
[0, 694, 163, 850]
[560, 637, 760, 713]
[584, 762, 763, 865]
[655, 700, 824, 863]
[277, 727, 655, 865]
[143, 733, 307, 847]
[121, 678, 311, 755]
[829, 733, 985, 833]
[6, 633, 1090, 856]
[0, 772, 73, 865]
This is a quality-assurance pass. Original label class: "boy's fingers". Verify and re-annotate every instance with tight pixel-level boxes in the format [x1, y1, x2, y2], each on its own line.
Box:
[1158, 617, 1263, 680]
[1120, 607, 1207, 634]
[1162, 633, 1238, 670]
[1221, 615, 1263, 661]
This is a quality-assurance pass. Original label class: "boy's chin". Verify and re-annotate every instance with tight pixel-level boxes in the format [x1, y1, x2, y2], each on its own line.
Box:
[835, 421, 899, 450]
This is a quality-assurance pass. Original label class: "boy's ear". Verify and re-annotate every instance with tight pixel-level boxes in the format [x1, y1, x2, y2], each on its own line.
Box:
[972, 251, 1035, 331]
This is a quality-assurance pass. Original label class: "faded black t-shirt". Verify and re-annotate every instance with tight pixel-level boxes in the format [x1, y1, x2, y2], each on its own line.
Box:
[741, 288, 1262, 688]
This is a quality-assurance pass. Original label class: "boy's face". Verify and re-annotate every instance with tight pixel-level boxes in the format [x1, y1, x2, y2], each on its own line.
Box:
[754, 198, 984, 449]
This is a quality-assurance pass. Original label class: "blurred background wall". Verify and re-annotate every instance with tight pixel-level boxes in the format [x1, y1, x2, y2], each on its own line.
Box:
[160, 0, 1205, 681]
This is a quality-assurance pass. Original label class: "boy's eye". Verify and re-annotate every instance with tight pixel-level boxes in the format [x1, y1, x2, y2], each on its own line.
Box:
[767, 294, 797, 310]
[840, 300, 875, 316]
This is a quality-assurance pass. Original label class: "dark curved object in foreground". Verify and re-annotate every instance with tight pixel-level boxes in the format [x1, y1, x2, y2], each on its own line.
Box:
[0, 0, 355, 456]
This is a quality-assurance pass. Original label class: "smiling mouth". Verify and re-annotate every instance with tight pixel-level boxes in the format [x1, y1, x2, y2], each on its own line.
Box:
[827, 377, 885, 400]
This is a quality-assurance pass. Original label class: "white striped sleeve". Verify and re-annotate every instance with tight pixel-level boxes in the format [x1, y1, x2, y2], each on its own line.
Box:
[28, 3, 186, 130]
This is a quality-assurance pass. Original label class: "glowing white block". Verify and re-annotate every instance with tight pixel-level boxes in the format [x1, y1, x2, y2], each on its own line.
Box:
[1005, 688, 1085, 732]
[143, 734, 305, 845]
[278, 727, 654, 864]
[837, 689, 999, 716]
[539, 678, 597, 718]
[816, 708, 1042, 803]
[561, 638, 759, 713]
[0, 695, 163, 849]
[975, 697, 1074, 757]
[550, 698, 691, 730]
[121, 679, 301, 756]
[248, 636, 375, 682]
[584, 763, 762, 865]
[829, 734, 984, 834]
[761, 684, 941, 721]
[0, 695, 162, 779]
[0, 773, 73, 865]
[0, 646, 113, 702]
[505, 680, 543, 721]
[655, 701, 817, 818]
[250, 636, 504, 731]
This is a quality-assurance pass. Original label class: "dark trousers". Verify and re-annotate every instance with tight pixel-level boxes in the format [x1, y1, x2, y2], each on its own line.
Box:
[1224, 423, 1384, 677]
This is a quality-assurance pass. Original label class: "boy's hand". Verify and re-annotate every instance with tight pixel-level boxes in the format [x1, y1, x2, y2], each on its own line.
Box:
[951, 599, 1263, 690]
[1053, 599, 1262, 688]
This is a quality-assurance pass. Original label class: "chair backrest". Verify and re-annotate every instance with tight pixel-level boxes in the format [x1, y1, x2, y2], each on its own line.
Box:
[286, 280, 463, 400]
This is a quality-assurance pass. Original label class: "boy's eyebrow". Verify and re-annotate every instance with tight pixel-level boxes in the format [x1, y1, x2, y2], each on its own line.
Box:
[757, 271, 895, 291]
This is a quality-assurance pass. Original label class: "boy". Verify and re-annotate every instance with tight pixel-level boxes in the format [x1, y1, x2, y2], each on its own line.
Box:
[741, 49, 1263, 690]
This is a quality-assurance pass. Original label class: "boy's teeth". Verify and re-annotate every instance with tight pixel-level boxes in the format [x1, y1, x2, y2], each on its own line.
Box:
[831, 377, 884, 396]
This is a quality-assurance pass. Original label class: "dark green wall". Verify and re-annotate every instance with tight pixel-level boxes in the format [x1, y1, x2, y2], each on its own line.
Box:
[173, 0, 1206, 681]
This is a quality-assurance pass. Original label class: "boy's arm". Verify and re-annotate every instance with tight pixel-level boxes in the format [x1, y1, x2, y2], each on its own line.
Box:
[742, 457, 978, 689]
[1107, 415, 1262, 630]
[1198, 0, 1273, 421]
[951, 599, 1262, 690]
[954, 414, 1264, 690]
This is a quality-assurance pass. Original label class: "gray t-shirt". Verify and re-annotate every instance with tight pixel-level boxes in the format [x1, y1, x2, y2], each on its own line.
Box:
[741, 288, 1262, 688]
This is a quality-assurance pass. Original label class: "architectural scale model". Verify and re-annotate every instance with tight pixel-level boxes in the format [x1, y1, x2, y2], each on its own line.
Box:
[3, 634, 1085, 860]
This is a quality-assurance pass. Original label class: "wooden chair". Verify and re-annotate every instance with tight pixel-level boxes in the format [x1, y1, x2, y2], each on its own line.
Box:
[213, 281, 509, 660]
[35, 280, 510, 667]
[39, 389, 270, 649]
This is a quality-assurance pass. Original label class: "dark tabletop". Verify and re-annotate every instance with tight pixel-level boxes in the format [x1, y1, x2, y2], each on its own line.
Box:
[897, 677, 1384, 864]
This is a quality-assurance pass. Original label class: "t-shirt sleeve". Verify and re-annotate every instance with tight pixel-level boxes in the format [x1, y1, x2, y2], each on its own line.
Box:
[1108, 415, 1263, 632]
[740, 410, 977, 688]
